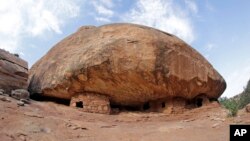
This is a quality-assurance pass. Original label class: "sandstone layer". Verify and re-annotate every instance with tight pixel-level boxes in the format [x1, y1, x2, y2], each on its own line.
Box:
[0, 49, 28, 93]
[28, 23, 226, 108]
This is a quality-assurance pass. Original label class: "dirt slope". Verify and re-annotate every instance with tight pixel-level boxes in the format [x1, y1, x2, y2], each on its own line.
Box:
[0, 96, 249, 141]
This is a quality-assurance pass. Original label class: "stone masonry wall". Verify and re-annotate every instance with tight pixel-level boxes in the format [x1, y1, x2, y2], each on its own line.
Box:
[149, 98, 189, 114]
[70, 93, 111, 114]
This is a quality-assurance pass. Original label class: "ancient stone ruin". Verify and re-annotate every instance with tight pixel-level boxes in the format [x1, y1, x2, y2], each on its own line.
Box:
[0, 49, 28, 93]
[28, 23, 226, 114]
[70, 93, 111, 114]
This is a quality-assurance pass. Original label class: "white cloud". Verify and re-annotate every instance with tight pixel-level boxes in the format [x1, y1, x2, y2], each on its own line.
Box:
[99, 0, 114, 8]
[0, 38, 18, 53]
[95, 17, 111, 23]
[0, 0, 80, 53]
[222, 66, 250, 97]
[30, 10, 62, 36]
[185, 0, 198, 14]
[91, 0, 115, 23]
[124, 0, 195, 43]
[92, 3, 114, 17]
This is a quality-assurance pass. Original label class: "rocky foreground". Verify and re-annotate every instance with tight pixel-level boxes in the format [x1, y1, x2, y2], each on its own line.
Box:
[1, 94, 249, 141]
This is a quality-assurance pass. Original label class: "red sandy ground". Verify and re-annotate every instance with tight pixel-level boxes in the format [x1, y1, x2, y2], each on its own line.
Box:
[0, 96, 249, 141]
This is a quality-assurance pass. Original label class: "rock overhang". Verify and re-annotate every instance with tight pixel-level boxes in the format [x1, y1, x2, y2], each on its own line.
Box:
[28, 23, 226, 110]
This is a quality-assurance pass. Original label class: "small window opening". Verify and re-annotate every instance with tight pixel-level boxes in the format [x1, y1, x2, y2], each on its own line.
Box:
[143, 102, 150, 110]
[196, 98, 203, 107]
[76, 101, 83, 108]
[161, 102, 166, 108]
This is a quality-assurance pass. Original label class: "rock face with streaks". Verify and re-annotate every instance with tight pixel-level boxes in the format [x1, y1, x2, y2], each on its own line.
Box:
[28, 23, 226, 114]
[0, 49, 28, 93]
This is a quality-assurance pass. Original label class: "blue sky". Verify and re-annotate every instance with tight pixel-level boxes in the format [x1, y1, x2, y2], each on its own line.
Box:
[0, 0, 249, 97]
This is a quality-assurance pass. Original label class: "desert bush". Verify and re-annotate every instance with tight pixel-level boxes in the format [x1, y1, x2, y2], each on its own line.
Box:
[238, 86, 250, 109]
[219, 97, 239, 117]
[219, 79, 250, 117]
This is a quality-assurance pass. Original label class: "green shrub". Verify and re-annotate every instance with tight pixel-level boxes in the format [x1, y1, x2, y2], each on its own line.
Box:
[238, 93, 250, 109]
[219, 79, 250, 117]
[238, 80, 250, 109]
[219, 97, 239, 117]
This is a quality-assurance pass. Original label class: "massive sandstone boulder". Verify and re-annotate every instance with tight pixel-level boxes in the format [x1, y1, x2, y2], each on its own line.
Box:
[0, 49, 28, 93]
[28, 23, 226, 114]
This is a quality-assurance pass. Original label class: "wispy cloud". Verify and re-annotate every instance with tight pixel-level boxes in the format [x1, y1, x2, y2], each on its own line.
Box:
[205, 43, 216, 51]
[123, 0, 195, 43]
[0, 0, 80, 53]
[205, 1, 215, 12]
[91, 0, 115, 23]
[185, 0, 198, 14]
[99, 0, 114, 8]
[95, 17, 111, 22]
[92, 2, 114, 17]
[0, 39, 18, 53]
